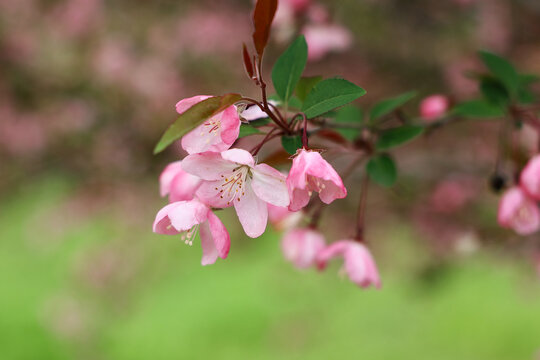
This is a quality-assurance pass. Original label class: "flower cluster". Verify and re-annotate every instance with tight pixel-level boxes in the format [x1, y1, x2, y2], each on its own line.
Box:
[153, 94, 378, 285]
[498, 155, 540, 235]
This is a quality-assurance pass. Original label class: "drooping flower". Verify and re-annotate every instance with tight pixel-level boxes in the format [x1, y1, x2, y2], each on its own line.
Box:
[498, 187, 540, 236]
[520, 155, 540, 201]
[302, 24, 352, 61]
[177, 95, 240, 154]
[419, 95, 449, 121]
[316, 240, 381, 289]
[281, 228, 326, 269]
[159, 160, 201, 202]
[181, 149, 290, 238]
[268, 204, 303, 231]
[287, 149, 347, 211]
[153, 199, 230, 265]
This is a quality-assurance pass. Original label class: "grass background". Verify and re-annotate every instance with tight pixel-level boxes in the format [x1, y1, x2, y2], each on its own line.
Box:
[1, 177, 539, 360]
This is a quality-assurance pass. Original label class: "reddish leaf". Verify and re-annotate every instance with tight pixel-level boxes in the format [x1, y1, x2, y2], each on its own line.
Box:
[261, 149, 292, 167]
[242, 43, 254, 79]
[252, 0, 277, 57]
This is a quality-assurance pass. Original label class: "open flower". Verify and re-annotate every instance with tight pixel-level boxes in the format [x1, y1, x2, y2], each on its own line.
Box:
[419, 95, 449, 122]
[520, 155, 540, 201]
[281, 228, 326, 269]
[177, 95, 240, 154]
[316, 240, 381, 289]
[153, 199, 230, 265]
[287, 149, 347, 211]
[159, 160, 202, 202]
[182, 149, 290, 238]
[498, 187, 540, 236]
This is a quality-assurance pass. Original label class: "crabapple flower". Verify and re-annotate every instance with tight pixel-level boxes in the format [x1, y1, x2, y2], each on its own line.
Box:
[302, 24, 352, 61]
[182, 149, 290, 238]
[419, 95, 449, 121]
[520, 155, 540, 201]
[268, 204, 302, 231]
[177, 95, 240, 154]
[238, 101, 277, 122]
[287, 149, 347, 211]
[153, 199, 230, 265]
[159, 161, 201, 202]
[281, 228, 326, 269]
[498, 187, 540, 236]
[316, 240, 381, 289]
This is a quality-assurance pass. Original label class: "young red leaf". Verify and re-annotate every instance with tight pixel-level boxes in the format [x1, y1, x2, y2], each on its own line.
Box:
[242, 43, 254, 79]
[252, 0, 278, 57]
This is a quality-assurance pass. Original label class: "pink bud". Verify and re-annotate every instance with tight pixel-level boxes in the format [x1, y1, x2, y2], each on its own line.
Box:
[498, 187, 540, 236]
[419, 95, 449, 122]
[281, 228, 326, 269]
[520, 155, 540, 201]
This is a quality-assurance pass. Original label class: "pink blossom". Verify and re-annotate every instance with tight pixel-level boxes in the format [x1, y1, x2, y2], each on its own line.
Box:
[316, 240, 381, 289]
[287, 149, 347, 211]
[181, 149, 290, 238]
[430, 178, 475, 213]
[498, 187, 540, 236]
[302, 24, 353, 61]
[159, 161, 202, 202]
[153, 199, 230, 265]
[520, 155, 540, 201]
[177, 95, 240, 154]
[268, 204, 302, 231]
[420, 95, 449, 121]
[281, 228, 326, 269]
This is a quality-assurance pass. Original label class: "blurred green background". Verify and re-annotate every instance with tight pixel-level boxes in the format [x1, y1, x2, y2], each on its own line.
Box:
[1, 0, 540, 359]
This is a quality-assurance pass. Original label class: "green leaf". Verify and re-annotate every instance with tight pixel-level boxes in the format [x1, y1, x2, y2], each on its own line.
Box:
[153, 93, 242, 154]
[479, 50, 519, 95]
[281, 135, 303, 155]
[272, 36, 308, 102]
[369, 91, 417, 121]
[453, 100, 504, 118]
[334, 105, 363, 141]
[366, 154, 397, 187]
[238, 124, 263, 138]
[376, 125, 424, 151]
[480, 77, 510, 106]
[302, 78, 366, 119]
[295, 76, 323, 103]
[288, 96, 303, 110]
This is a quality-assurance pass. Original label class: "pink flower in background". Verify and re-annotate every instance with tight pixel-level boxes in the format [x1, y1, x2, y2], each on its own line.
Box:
[268, 204, 302, 231]
[50, 0, 102, 38]
[177, 95, 240, 154]
[520, 155, 540, 200]
[287, 149, 347, 211]
[159, 161, 202, 203]
[302, 24, 352, 61]
[317, 240, 381, 289]
[420, 95, 449, 121]
[430, 178, 475, 213]
[281, 228, 326, 269]
[153, 199, 230, 265]
[498, 187, 540, 236]
[286, 0, 312, 13]
[182, 149, 290, 238]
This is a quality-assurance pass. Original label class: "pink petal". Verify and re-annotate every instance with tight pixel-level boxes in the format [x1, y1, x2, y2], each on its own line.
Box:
[221, 148, 255, 167]
[419, 95, 449, 121]
[315, 240, 349, 269]
[159, 161, 183, 197]
[218, 105, 241, 145]
[289, 188, 311, 212]
[234, 184, 268, 238]
[344, 243, 381, 288]
[167, 200, 209, 231]
[181, 121, 228, 154]
[153, 203, 182, 235]
[206, 210, 230, 259]
[252, 163, 290, 207]
[169, 170, 201, 202]
[318, 178, 347, 204]
[175, 95, 211, 114]
[281, 228, 326, 269]
[181, 152, 236, 180]
[199, 220, 219, 266]
[195, 180, 234, 208]
[521, 155, 540, 201]
[498, 187, 540, 235]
